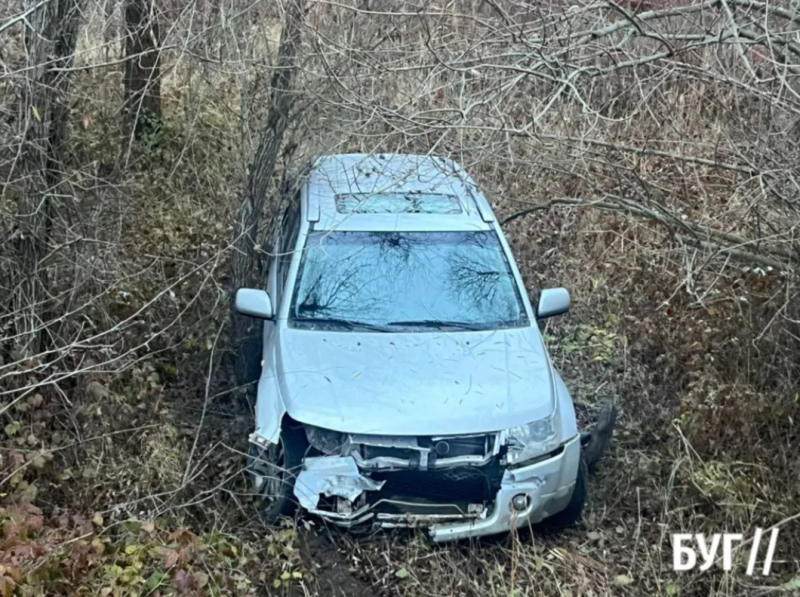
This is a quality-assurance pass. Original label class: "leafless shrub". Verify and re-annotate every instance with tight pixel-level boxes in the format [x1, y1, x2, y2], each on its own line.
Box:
[1, 0, 800, 594]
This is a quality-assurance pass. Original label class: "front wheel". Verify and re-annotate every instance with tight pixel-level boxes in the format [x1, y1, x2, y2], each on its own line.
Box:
[246, 428, 305, 523]
[539, 456, 587, 531]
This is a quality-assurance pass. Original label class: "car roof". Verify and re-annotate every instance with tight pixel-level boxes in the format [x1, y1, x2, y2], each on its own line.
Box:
[305, 153, 496, 232]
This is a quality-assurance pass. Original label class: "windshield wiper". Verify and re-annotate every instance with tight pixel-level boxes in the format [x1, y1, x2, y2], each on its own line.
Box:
[386, 319, 488, 331]
[292, 316, 392, 332]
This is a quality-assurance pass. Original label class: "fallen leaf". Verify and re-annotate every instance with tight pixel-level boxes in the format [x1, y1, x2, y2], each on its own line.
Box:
[4, 422, 20, 438]
[18, 483, 37, 504]
[24, 511, 43, 532]
[395, 568, 409, 579]
[92, 513, 104, 527]
[145, 572, 166, 591]
[163, 549, 179, 569]
[86, 381, 108, 401]
[614, 574, 633, 587]
[142, 521, 155, 534]
[2, 568, 20, 583]
[174, 569, 193, 592]
[0, 575, 15, 597]
[194, 572, 209, 588]
[167, 529, 194, 544]
[91, 538, 105, 555]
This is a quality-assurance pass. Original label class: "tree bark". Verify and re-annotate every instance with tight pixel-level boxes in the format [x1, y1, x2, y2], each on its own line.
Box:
[123, 0, 161, 140]
[230, 0, 306, 386]
[14, 0, 81, 358]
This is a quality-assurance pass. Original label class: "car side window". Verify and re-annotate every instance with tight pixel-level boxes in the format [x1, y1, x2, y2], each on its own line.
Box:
[276, 200, 301, 306]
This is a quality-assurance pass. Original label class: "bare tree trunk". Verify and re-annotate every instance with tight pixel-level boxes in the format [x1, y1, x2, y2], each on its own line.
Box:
[230, 0, 306, 385]
[123, 0, 161, 140]
[104, 0, 120, 61]
[14, 0, 81, 358]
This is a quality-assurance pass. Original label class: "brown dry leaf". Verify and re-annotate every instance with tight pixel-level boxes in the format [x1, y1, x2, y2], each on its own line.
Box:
[194, 571, 209, 588]
[24, 511, 43, 532]
[0, 575, 15, 597]
[23, 503, 43, 516]
[174, 569, 194, 592]
[167, 529, 195, 544]
[2, 567, 21, 583]
[163, 549, 179, 569]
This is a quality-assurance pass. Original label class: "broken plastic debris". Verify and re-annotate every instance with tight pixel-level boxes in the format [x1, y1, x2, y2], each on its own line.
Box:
[294, 456, 385, 510]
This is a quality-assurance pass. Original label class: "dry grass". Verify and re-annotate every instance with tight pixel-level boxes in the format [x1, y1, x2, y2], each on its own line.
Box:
[1, 0, 800, 596]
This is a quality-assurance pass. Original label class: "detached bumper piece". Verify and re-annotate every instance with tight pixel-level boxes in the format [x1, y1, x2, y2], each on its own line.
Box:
[292, 432, 582, 541]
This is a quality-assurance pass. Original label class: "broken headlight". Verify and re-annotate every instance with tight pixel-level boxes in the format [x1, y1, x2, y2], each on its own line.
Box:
[504, 409, 561, 466]
[304, 424, 347, 455]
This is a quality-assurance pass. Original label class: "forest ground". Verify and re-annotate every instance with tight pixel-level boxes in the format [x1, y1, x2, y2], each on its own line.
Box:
[2, 2, 800, 596]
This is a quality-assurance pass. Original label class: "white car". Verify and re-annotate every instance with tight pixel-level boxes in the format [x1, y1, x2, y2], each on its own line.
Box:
[235, 153, 589, 541]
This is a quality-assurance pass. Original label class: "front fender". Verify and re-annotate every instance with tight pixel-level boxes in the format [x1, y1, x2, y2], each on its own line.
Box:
[554, 370, 578, 441]
[251, 356, 287, 446]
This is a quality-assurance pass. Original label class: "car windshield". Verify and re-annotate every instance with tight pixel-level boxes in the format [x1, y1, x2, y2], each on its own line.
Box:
[289, 231, 529, 331]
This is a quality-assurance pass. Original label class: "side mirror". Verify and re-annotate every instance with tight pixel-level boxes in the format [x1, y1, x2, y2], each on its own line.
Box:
[537, 288, 570, 319]
[235, 288, 274, 319]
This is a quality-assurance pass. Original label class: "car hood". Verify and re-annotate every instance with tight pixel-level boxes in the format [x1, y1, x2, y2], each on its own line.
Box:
[275, 326, 556, 436]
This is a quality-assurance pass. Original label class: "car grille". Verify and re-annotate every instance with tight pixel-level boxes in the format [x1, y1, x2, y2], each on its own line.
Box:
[357, 433, 497, 469]
[369, 460, 503, 504]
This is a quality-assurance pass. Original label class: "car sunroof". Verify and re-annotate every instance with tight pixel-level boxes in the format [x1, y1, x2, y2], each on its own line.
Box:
[335, 193, 463, 215]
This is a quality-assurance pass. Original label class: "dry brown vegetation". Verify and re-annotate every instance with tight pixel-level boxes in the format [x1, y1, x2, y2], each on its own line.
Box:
[1, 0, 800, 595]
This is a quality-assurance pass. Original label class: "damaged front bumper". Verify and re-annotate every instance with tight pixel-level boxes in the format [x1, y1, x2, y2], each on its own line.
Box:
[291, 433, 582, 542]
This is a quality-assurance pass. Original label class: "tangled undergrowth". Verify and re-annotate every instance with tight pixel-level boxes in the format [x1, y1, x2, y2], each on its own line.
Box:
[3, 1, 800, 596]
[3, 135, 798, 596]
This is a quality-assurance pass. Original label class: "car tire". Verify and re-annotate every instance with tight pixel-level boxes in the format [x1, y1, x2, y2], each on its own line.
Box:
[246, 425, 306, 523]
[539, 456, 587, 531]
